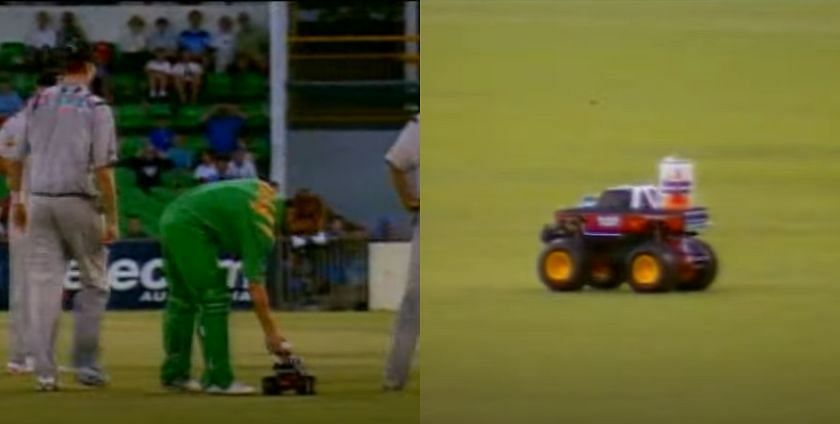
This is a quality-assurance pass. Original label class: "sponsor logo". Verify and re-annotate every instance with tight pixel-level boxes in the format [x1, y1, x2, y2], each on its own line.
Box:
[63, 257, 251, 304]
[596, 215, 620, 227]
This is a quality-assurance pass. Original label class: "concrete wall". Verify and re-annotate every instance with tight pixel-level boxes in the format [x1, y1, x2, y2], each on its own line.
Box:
[0, 3, 269, 44]
[287, 130, 413, 239]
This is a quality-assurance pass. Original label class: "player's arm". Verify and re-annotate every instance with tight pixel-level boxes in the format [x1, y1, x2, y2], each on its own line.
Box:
[241, 208, 289, 355]
[92, 103, 119, 243]
[385, 118, 420, 211]
[388, 165, 419, 211]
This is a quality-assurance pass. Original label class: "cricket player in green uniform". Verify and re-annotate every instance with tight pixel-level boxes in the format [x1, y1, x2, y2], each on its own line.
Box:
[159, 179, 290, 395]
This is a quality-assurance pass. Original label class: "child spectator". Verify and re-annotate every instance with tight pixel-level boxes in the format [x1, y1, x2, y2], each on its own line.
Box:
[234, 12, 268, 72]
[25, 11, 57, 68]
[167, 135, 194, 170]
[211, 16, 236, 73]
[194, 150, 219, 183]
[229, 147, 257, 179]
[148, 117, 176, 152]
[178, 10, 212, 59]
[117, 145, 174, 194]
[119, 15, 148, 68]
[171, 51, 203, 104]
[147, 17, 178, 54]
[202, 104, 245, 154]
[0, 78, 23, 119]
[145, 47, 172, 98]
[56, 11, 87, 49]
[124, 215, 149, 239]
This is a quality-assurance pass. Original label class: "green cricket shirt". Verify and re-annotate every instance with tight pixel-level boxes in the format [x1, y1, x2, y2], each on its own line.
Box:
[161, 179, 283, 283]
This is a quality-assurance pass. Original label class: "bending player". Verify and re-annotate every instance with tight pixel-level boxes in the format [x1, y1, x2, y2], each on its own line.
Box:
[159, 179, 290, 395]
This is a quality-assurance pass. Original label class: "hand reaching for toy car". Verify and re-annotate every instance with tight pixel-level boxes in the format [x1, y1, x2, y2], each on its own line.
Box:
[266, 333, 292, 357]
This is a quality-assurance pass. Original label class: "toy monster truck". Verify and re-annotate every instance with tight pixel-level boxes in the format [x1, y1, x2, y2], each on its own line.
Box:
[537, 184, 717, 293]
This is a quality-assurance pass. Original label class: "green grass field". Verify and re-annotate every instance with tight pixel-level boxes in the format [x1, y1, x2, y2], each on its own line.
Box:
[0, 312, 418, 424]
[423, 0, 840, 422]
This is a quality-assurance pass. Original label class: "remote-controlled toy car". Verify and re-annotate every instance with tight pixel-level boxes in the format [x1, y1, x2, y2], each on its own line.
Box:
[261, 355, 317, 396]
[537, 157, 718, 293]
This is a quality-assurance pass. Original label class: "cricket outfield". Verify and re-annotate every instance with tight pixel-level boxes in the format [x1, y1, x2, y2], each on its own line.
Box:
[0, 311, 418, 424]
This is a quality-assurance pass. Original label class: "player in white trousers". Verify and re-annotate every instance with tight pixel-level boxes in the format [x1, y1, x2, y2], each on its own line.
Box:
[383, 114, 420, 391]
[2, 72, 57, 375]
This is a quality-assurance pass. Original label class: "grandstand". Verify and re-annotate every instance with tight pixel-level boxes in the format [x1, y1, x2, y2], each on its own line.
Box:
[0, 2, 419, 237]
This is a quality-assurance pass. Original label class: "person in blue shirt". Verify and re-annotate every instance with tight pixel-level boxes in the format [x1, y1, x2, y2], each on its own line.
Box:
[202, 104, 246, 155]
[148, 117, 176, 152]
[0, 78, 23, 119]
[178, 10, 212, 57]
[167, 135, 194, 170]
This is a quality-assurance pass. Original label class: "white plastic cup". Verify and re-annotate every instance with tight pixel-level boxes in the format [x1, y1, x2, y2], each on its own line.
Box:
[658, 156, 694, 209]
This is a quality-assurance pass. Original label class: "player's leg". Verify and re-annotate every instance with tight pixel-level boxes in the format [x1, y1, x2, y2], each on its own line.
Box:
[7, 225, 31, 373]
[25, 197, 68, 388]
[194, 258, 234, 390]
[384, 223, 420, 390]
[159, 224, 201, 387]
[56, 197, 110, 384]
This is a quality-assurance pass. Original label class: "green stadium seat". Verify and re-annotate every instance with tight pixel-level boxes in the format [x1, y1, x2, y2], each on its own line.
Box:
[148, 103, 173, 119]
[10, 73, 35, 97]
[183, 135, 207, 153]
[240, 102, 269, 130]
[119, 136, 147, 158]
[233, 73, 267, 101]
[0, 43, 26, 69]
[112, 74, 144, 101]
[173, 105, 208, 131]
[205, 73, 233, 101]
[115, 104, 150, 131]
[249, 136, 270, 161]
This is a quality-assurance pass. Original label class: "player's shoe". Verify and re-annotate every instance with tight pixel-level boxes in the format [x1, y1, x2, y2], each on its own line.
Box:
[6, 358, 34, 375]
[163, 379, 202, 393]
[205, 382, 257, 396]
[75, 366, 110, 387]
[36, 376, 59, 392]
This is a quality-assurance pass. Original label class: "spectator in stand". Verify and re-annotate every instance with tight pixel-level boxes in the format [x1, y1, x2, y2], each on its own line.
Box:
[147, 17, 178, 55]
[124, 215, 149, 239]
[145, 47, 172, 99]
[203, 104, 245, 155]
[229, 147, 257, 179]
[327, 215, 367, 240]
[90, 44, 113, 102]
[56, 11, 87, 49]
[171, 50, 203, 104]
[211, 16, 236, 74]
[167, 135, 194, 170]
[117, 145, 174, 194]
[148, 117, 176, 153]
[194, 150, 218, 183]
[118, 15, 148, 68]
[287, 189, 330, 248]
[178, 10, 212, 61]
[0, 78, 23, 119]
[25, 11, 57, 68]
[234, 12, 268, 72]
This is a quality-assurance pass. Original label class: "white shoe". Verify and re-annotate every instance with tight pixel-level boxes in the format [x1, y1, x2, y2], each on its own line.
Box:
[164, 379, 202, 393]
[6, 359, 34, 375]
[205, 382, 256, 396]
[36, 376, 58, 392]
[291, 236, 307, 249]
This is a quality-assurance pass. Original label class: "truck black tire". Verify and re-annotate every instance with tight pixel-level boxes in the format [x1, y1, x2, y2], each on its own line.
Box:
[626, 242, 679, 293]
[676, 239, 718, 291]
[537, 239, 587, 291]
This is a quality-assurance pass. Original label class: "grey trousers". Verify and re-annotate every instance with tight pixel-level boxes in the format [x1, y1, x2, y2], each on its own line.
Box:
[7, 217, 28, 365]
[26, 196, 109, 379]
[384, 223, 419, 388]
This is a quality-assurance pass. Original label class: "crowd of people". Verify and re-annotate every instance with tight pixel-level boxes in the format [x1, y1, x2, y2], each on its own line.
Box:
[22, 9, 268, 104]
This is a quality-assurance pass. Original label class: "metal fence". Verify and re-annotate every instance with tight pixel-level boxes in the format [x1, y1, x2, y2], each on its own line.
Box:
[270, 238, 369, 311]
